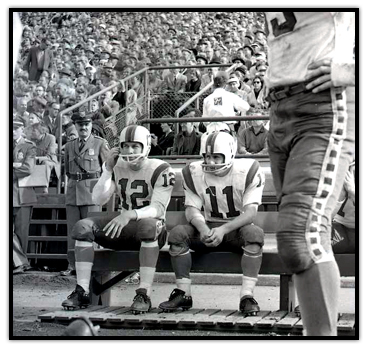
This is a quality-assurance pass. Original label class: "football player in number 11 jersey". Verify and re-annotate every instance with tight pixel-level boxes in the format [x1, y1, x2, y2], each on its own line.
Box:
[159, 130, 266, 315]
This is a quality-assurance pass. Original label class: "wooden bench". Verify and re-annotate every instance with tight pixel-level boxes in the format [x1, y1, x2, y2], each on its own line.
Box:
[68, 211, 355, 313]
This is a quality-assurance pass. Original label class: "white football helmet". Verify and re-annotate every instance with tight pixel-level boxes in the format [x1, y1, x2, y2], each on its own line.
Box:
[200, 131, 236, 175]
[119, 125, 151, 165]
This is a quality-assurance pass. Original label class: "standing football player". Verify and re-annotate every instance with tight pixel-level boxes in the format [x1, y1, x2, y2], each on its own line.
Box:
[61, 125, 175, 314]
[264, 12, 355, 336]
[159, 131, 265, 315]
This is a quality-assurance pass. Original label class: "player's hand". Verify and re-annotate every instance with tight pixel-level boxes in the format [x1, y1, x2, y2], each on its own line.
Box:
[151, 135, 158, 146]
[105, 147, 120, 172]
[304, 58, 332, 93]
[199, 227, 212, 244]
[203, 227, 225, 247]
[103, 212, 130, 239]
[343, 170, 355, 195]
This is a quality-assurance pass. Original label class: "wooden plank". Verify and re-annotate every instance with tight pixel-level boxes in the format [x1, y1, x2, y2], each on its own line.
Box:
[108, 307, 137, 322]
[337, 313, 355, 331]
[178, 309, 206, 326]
[139, 308, 171, 325]
[201, 309, 237, 327]
[196, 309, 226, 326]
[256, 310, 288, 328]
[217, 311, 245, 327]
[160, 308, 201, 325]
[88, 306, 126, 322]
[236, 310, 271, 328]
[274, 312, 301, 329]
[294, 317, 304, 330]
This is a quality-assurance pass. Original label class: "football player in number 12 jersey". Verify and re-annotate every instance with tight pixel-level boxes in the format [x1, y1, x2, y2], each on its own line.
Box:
[159, 130, 266, 315]
[61, 125, 175, 314]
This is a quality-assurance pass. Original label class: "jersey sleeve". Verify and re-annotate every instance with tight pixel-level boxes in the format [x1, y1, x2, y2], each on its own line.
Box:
[182, 165, 203, 210]
[142, 165, 175, 218]
[242, 161, 265, 207]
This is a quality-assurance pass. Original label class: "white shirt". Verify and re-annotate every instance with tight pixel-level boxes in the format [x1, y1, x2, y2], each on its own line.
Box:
[202, 88, 250, 124]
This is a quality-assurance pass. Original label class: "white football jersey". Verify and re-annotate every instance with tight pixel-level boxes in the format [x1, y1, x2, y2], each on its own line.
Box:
[182, 159, 265, 223]
[113, 157, 175, 221]
[264, 12, 355, 88]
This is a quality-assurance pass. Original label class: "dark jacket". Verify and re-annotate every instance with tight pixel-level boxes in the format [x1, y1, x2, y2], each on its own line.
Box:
[172, 130, 202, 156]
[149, 131, 175, 156]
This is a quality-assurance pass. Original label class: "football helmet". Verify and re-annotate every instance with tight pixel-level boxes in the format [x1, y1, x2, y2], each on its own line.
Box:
[119, 125, 151, 165]
[200, 131, 236, 175]
[63, 316, 99, 336]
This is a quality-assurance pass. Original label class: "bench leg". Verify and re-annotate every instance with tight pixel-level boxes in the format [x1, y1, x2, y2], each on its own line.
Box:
[90, 271, 113, 306]
[279, 274, 296, 312]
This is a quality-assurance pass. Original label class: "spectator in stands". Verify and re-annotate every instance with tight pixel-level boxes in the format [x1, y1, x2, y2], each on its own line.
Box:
[247, 76, 268, 111]
[237, 119, 269, 155]
[43, 102, 60, 136]
[147, 69, 163, 94]
[28, 122, 58, 194]
[227, 75, 248, 102]
[161, 62, 187, 93]
[23, 38, 52, 82]
[13, 119, 37, 275]
[149, 116, 175, 156]
[34, 84, 46, 98]
[55, 108, 78, 146]
[15, 97, 30, 127]
[202, 71, 250, 132]
[185, 68, 202, 93]
[171, 113, 202, 156]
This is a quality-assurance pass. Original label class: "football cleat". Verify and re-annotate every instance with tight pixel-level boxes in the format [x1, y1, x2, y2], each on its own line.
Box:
[159, 288, 193, 312]
[239, 295, 260, 316]
[62, 284, 90, 311]
[130, 288, 152, 315]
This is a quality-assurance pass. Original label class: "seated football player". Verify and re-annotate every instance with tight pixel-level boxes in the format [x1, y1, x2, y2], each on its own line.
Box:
[61, 125, 175, 314]
[159, 131, 265, 315]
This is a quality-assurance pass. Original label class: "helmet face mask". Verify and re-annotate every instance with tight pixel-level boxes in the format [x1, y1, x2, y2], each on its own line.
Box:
[119, 125, 151, 165]
[200, 131, 236, 176]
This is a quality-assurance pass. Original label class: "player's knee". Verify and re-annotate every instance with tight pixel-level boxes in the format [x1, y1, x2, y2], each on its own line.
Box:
[277, 233, 313, 274]
[136, 218, 159, 241]
[168, 225, 190, 257]
[71, 219, 95, 242]
[240, 224, 264, 255]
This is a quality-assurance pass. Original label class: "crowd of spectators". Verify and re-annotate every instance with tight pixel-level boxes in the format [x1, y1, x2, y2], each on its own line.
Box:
[13, 11, 271, 190]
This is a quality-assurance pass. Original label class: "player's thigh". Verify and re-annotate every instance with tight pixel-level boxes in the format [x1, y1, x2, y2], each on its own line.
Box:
[94, 219, 142, 251]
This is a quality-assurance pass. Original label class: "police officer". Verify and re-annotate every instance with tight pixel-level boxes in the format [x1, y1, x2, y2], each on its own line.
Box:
[60, 113, 109, 276]
[13, 118, 37, 274]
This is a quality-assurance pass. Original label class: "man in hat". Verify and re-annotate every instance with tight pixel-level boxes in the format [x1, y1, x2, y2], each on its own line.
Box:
[60, 113, 110, 276]
[13, 119, 37, 274]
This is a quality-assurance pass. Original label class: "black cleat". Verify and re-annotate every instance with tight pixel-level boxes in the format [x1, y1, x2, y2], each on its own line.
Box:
[239, 295, 260, 316]
[159, 288, 193, 312]
[62, 285, 90, 311]
[130, 288, 152, 315]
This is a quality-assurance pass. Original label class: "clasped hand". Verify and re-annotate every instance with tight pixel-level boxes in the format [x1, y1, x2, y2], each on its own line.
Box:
[201, 227, 226, 248]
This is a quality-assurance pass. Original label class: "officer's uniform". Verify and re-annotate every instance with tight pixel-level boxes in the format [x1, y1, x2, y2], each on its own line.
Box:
[64, 115, 109, 270]
[13, 122, 37, 270]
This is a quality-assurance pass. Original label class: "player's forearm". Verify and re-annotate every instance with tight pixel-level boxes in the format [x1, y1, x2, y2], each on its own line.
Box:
[185, 207, 209, 235]
[92, 162, 115, 205]
[134, 204, 160, 220]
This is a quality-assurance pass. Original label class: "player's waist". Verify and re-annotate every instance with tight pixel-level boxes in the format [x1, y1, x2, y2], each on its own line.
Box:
[266, 79, 316, 103]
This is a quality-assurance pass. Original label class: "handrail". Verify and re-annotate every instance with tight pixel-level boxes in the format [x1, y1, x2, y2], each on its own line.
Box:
[174, 63, 239, 118]
[149, 63, 232, 70]
[140, 115, 269, 124]
[59, 66, 150, 117]
[150, 154, 270, 159]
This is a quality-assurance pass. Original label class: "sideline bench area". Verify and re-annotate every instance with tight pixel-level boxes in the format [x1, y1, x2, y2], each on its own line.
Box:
[67, 211, 355, 314]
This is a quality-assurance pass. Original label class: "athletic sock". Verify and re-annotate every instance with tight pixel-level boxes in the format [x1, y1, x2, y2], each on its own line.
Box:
[176, 278, 192, 296]
[75, 240, 94, 292]
[139, 241, 160, 297]
[240, 276, 258, 298]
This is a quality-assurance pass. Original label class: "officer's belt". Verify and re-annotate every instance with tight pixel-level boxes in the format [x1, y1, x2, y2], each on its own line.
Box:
[69, 172, 100, 181]
[266, 80, 312, 103]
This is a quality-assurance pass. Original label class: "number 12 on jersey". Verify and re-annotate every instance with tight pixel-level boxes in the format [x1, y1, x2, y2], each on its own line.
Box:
[205, 186, 240, 219]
